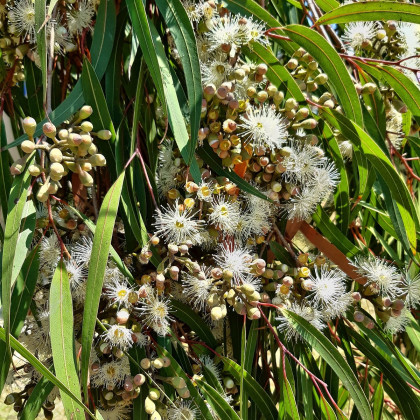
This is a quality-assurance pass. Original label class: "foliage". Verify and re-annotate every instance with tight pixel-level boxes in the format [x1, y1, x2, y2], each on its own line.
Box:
[1, 1, 420, 419]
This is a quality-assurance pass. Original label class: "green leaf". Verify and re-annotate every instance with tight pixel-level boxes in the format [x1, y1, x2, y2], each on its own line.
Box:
[312, 207, 360, 258]
[3, 0, 116, 151]
[0, 247, 39, 393]
[196, 379, 241, 420]
[197, 143, 272, 201]
[0, 120, 12, 219]
[24, 59, 44, 123]
[269, 241, 295, 266]
[406, 315, 420, 354]
[282, 25, 363, 126]
[20, 376, 55, 420]
[170, 299, 218, 348]
[156, 346, 215, 420]
[128, 346, 147, 419]
[347, 327, 420, 420]
[80, 172, 125, 399]
[284, 310, 372, 420]
[243, 44, 304, 101]
[357, 62, 420, 126]
[148, 22, 201, 183]
[223, 357, 277, 420]
[35, 0, 47, 106]
[282, 376, 300, 420]
[322, 108, 418, 253]
[1, 163, 33, 363]
[126, 0, 166, 110]
[0, 328, 95, 419]
[315, 0, 340, 13]
[372, 380, 384, 420]
[154, 0, 202, 164]
[50, 260, 84, 420]
[317, 2, 420, 25]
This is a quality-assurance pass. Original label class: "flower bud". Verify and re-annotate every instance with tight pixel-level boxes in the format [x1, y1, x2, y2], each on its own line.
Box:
[97, 129, 112, 140]
[145, 397, 156, 414]
[353, 311, 364, 323]
[223, 377, 235, 389]
[28, 164, 42, 177]
[79, 105, 93, 120]
[133, 374, 146, 386]
[140, 358, 151, 369]
[43, 122, 56, 139]
[23, 117, 37, 137]
[152, 358, 165, 369]
[50, 162, 65, 181]
[89, 154, 106, 167]
[49, 148, 63, 163]
[149, 388, 160, 401]
[81, 121, 93, 132]
[79, 170, 94, 187]
[21, 140, 36, 153]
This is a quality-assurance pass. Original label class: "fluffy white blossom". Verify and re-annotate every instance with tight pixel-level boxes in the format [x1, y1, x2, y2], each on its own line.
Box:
[167, 400, 198, 420]
[208, 196, 241, 235]
[352, 256, 402, 298]
[7, 0, 36, 41]
[104, 279, 134, 308]
[153, 200, 205, 244]
[400, 272, 420, 309]
[101, 325, 134, 351]
[213, 243, 253, 285]
[384, 308, 412, 334]
[182, 268, 214, 310]
[140, 291, 172, 336]
[71, 235, 93, 265]
[67, 0, 95, 36]
[342, 22, 380, 53]
[239, 105, 288, 151]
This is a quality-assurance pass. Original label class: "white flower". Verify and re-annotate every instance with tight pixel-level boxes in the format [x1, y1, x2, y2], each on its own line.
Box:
[153, 200, 205, 245]
[338, 140, 353, 160]
[400, 272, 420, 309]
[101, 325, 134, 351]
[65, 260, 87, 291]
[181, 268, 213, 311]
[352, 256, 402, 298]
[40, 235, 61, 268]
[282, 142, 325, 185]
[7, 0, 36, 41]
[139, 291, 172, 336]
[239, 105, 288, 151]
[322, 293, 353, 320]
[213, 243, 253, 285]
[384, 308, 412, 334]
[307, 266, 348, 308]
[342, 22, 380, 53]
[281, 186, 321, 221]
[386, 107, 404, 149]
[201, 52, 231, 87]
[167, 400, 198, 420]
[241, 192, 274, 237]
[208, 196, 241, 235]
[182, 0, 204, 22]
[104, 279, 134, 308]
[196, 181, 214, 202]
[397, 23, 420, 60]
[200, 355, 221, 382]
[276, 303, 325, 341]
[67, 0, 95, 36]
[91, 359, 129, 388]
[71, 235, 93, 265]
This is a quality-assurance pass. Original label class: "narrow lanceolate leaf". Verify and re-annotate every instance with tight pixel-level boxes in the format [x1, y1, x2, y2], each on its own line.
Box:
[317, 2, 420, 25]
[357, 62, 420, 126]
[20, 376, 55, 420]
[0, 120, 12, 219]
[50, 261, 84, 420]
[0, 328, 95, 419]
[372, 380, 384, 420]
[148, 23, 201, 183]
[34, 0, 47, 106]
[126, 0, 166, 110]
[196, 379, 241, 420]
[284, 311, 372, 420]
[347, 327, 420, 420]
[3, 0, 116, 151]
[154, 0, 202, 164]
[322, 108, 418, 253]
[170, 300, 218, 348]
[282, 376, 300, 420]
[0, 247, 39, 394]
[282, 25, 363, 125]
[156, 346, 215, 420]
[1, 165, 33, 362]
[222, 358, 277, 420]
[81, 172, 125, 399]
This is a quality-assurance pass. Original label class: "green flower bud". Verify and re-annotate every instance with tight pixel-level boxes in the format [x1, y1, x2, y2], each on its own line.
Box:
[80, 121, 93, 132]
[97, 129, 112, 140]
[21, 139, 35, 153]
[23, 117, 37, 137]
[79, 105, 93, 120]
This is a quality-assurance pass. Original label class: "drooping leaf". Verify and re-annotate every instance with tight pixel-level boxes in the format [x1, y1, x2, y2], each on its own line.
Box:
[80, 172, 125, 398]
[20, 376, 55, 420]
[284, 310, 372, 420]
[317, 2, 420, 26]
[49, 260, 84, 420]
[154, 0, 202, 164]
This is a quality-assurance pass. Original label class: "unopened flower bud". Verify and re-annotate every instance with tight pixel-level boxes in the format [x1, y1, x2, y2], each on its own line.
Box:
[353, 311, 364, 323]
[23, 117, 37, 137]
[79, 105, 93, 120]
[43, 122, 56, 139]
[97, 129, 112, 140]
[81, 121, 93, 132]
[21, 139, 35, 153]
[49, 148, 63, 163]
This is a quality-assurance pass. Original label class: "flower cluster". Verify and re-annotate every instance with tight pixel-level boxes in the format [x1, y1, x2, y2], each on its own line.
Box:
[10, 106, 110, 202]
